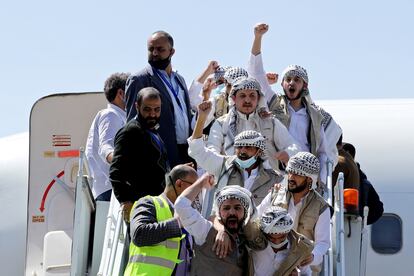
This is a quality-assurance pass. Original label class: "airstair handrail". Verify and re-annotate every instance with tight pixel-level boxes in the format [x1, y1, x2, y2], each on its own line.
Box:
[324, 159, 334, 276]
[335, 172, 345, 276]
[104, 209, 124, 276]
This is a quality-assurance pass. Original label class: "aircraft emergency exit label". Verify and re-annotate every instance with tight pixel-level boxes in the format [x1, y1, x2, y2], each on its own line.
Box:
[52, 134, 71, 147]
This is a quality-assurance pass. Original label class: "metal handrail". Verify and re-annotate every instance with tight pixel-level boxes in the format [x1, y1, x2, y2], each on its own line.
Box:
[104, 209, 124, 276]
[335, 172, 345, 276]
[325, 159, 334, 276]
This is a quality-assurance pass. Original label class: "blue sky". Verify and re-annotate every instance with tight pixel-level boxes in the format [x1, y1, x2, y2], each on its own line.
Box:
[0, 0, 412, 137]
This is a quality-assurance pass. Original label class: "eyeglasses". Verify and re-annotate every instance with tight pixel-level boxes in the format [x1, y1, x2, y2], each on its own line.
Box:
[179, 178, 194, 185]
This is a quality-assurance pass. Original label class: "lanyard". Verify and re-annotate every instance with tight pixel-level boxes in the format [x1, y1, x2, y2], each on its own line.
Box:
[153, 68, 183, 110]
[147, 130, 164, 153]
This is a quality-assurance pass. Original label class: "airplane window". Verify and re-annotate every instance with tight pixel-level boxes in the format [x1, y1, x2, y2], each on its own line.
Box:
[371, 213, 402, 254]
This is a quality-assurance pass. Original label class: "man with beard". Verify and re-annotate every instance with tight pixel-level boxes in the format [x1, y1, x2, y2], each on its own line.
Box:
[258, 152, 331, 274]
[175, 175, 266, 276]
[188, 101, 283, 218]
[110, 87, 169, 222]
[248, 23, 343, 190]
[207, 76, 299, 172]
[125, 30, 193, 167]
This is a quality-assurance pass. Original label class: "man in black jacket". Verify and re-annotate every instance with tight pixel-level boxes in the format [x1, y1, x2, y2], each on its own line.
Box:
[110, 87, 170, 221]
[343, 142, 384, 224]
[125, 30, 193, 167]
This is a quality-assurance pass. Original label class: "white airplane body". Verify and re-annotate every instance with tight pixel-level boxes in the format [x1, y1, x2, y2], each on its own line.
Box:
[0, 94, 412, 275]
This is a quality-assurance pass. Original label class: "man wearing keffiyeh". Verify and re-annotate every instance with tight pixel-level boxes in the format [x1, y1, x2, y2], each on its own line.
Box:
[175, 175, 267, 276]
[206, 75, 300, 172]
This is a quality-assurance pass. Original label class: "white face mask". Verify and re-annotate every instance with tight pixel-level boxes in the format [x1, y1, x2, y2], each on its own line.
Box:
[212, 83, 225, 97]
[235, 156, 256, 169]
[269, 238, 288, 249]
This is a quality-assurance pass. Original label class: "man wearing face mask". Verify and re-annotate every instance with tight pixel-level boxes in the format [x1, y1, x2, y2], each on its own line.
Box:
[252, 206, 314, 276]
[85, 72, 129, 201]
[125, 30, 193, 167]
[188, 101, 284, 218]
[207, 76, 299, 172]
[258, 152, 331, 275]
[110, 87, 170, 222]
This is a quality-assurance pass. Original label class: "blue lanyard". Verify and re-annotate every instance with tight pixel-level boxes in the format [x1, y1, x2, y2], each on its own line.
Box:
[153, 68, 183, 110]
[147, 130, 164, 153]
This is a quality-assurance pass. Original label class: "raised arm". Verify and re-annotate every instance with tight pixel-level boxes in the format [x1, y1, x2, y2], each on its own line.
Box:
[175, 173, 215, 245]
[248, 23, 276, 104]
[189, 101, 225, 177]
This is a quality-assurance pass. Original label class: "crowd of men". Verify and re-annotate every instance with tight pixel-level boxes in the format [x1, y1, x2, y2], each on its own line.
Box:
[85, 23, 383, 276]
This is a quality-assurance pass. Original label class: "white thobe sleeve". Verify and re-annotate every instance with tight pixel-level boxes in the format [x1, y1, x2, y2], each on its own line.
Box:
[247, 53, 276, 104]
[272, 118, 300, 157]
[187, 137, 225, 178]
[175, 195, 213, 245]
[188, 80, 204, 110]
[310, 207, 331, 266]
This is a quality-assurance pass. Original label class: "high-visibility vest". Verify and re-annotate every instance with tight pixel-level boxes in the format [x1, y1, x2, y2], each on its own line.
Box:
[124, 196, 184, 276]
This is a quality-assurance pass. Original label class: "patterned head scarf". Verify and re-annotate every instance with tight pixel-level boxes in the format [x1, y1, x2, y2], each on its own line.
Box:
[230, 76, 263, 97]
[224, 67, 249, 85]
[214, 66, 231, 82]
[286, 152, 320, 188]
[234, 130, 266, 152]
[260, 206, 294, 234]
[281, 65, 309, 84]
[213, 185, 255, 226]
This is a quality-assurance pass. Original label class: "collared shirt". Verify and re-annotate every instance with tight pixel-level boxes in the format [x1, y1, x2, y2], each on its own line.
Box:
[157, 69, 190, 144]
[287, 103, 310, 152]
[243, 167, 259, 191]
[85, 103, 126, 198]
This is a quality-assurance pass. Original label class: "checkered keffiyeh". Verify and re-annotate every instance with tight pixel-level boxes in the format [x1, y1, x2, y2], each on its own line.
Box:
[224, 67, 248, 85]
[260, 206, 294, 234]
[213, 185, 255, 226]
[282, 65, 309, 84]
[214, 66, 231, 82]
[230, 76, 263, 96]
[234, 130, 266, 152]
[286, 152, 320, 187]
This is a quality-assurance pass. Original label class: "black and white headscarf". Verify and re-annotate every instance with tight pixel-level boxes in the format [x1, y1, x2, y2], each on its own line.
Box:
[214, 66, 231, 82]
[281, 64, 309, 84]
[230, 76, 262, 96]
[234, 130, 266, 152]
[260, 206, 294, 234]
[224, 67, 249, 85]
[286, 151, 320, 188]
[213, 185, 255, 226]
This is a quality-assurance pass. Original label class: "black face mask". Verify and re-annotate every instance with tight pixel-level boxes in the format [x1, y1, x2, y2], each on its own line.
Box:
[148, 55, 171, 70]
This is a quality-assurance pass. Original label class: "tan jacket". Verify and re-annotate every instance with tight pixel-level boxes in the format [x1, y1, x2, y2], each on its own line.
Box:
[275, 230, 314, 276]
[270, 187, 328, 241]
[269, 96, 323, 157]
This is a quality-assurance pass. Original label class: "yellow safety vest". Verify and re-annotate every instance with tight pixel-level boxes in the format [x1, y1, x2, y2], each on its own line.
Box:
[124, 196, 184, 276]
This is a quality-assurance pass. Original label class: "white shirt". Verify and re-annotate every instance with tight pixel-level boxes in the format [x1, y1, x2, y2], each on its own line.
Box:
[85, 103, 126, 198]
[158, 70, 190, 144]
[175, 195, 213, 246]
[243, 167, 258, 191]
[258, 191, 331, 267]
[207, 110, 299, 170]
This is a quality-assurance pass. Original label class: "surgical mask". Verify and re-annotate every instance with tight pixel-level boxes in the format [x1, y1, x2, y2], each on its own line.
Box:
[148, 55, 171, 70]
[235, 156, 256, 169]
[212, 83, 225, 97]
[269, 238, 288, 249]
